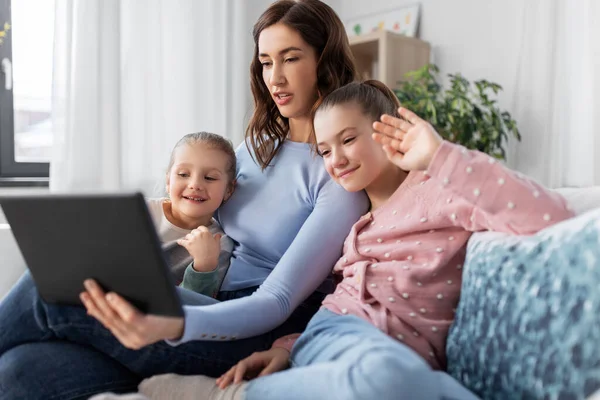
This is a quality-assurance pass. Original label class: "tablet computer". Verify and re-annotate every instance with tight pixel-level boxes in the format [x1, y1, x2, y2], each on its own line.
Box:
[0, 192, 183, 317]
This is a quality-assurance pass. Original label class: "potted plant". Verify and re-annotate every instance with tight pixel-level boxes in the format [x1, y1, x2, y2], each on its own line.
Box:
[395, 64, 521, 160]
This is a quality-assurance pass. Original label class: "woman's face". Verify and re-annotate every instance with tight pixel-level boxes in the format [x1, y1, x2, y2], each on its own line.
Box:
[258, 23, 319, 120]
[315, 103, 389, 193]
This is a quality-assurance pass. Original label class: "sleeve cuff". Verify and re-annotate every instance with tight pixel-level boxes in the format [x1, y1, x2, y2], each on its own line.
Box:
[426, 140, 460, 178]
[165, 306, 192, 346]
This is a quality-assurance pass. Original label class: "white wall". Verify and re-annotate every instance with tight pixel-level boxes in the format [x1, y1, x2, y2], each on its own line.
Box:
[0, 188, 48, 298]
[336, 0, 524, 143]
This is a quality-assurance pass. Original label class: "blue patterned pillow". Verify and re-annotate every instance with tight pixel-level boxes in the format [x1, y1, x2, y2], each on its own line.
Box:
[447, 208, 600, 400]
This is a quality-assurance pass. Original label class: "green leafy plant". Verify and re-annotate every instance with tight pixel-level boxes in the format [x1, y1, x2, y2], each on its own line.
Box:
[395, 64, 521, 160]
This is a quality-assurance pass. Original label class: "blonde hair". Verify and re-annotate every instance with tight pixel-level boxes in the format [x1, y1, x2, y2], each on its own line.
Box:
[167, 132, 236, 186]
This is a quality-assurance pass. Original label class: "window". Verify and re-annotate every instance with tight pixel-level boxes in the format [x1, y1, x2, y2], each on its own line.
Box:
[0, 0, 54, 186]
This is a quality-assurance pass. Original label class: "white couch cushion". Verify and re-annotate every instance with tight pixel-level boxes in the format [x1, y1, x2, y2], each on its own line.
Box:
[555, 186, 600, 215]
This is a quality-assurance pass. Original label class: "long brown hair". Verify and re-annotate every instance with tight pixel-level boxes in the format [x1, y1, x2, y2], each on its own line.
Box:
[316, 80, 402, 122]
[247, 0, 360, 169]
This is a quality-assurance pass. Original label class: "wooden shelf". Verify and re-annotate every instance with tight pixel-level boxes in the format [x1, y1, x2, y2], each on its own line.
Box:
[349, 30, 431, 90]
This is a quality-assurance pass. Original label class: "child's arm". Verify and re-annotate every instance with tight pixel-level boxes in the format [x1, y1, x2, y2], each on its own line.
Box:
[180, 235, 233, 296]
[373, 107, 574, 235]
[427, 140, 573, 234]
[177, 227, 233, 297]
[177, 226, 221, 271]
[179, 265, 220, 295]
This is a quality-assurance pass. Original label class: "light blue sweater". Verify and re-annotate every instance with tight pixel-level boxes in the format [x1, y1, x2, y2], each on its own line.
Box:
[172, 140, 368, 343]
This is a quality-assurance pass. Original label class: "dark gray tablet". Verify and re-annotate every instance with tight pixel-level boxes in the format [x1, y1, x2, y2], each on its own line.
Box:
[0, 192, 183, 317]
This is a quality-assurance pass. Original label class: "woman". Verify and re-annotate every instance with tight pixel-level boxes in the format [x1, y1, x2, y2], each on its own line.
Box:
[0, 1, 368, 399]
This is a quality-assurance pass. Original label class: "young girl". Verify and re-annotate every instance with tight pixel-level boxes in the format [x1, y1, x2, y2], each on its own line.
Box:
[181, 80, 574, 399]
[148, 131, 236, 298]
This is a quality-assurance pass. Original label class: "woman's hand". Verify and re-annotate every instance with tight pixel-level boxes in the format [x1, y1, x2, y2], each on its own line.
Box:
[372, 107, 443, 171]
[215, 347, 291, 389]
[80, 279, 184, 350]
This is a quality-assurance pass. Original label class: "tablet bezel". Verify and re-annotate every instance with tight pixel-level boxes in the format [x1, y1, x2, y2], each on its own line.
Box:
[0, 192, 184, 317]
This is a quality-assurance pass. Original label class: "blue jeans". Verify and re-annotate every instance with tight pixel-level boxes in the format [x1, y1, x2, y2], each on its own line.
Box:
[0, 272, 324, 400]
[246, 309, 480, 400]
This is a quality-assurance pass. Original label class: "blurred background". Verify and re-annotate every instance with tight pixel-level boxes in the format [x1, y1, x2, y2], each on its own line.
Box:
[0, 0, 598, 195]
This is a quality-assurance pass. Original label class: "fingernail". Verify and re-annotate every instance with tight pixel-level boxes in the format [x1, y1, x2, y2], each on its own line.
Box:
[84, 280, 93, 289]
[106, 294, 114, 302]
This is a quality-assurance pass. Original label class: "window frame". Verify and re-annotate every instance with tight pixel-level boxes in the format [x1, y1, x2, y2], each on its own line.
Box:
[0, 0, 49, 187]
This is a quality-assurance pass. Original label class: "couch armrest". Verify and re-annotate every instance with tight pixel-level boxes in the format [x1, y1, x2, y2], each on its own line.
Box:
[0, 224, 26, 300]
[554, 186, 600, 215]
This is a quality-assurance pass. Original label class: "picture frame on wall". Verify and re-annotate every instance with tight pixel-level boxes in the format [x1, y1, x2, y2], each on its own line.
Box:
[345, 4, 421, 38]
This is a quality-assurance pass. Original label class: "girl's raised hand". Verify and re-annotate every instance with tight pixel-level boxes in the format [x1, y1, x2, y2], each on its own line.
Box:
[372, 107, 443, 171]
[79, 279, 184, 350]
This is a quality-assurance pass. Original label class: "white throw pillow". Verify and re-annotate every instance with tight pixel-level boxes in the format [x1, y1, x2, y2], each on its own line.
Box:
[554, 186, 600, 215]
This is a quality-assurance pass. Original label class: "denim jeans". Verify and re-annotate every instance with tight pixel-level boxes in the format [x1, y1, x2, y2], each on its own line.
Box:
[245, 309, 480, 400]
[0, 272, 324, 400]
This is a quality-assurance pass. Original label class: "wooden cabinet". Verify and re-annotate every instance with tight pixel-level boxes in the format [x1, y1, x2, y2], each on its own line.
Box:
[349, 30, 431, 90]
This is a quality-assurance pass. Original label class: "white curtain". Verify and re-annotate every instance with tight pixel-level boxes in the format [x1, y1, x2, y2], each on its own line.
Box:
[510, 0, 600, 188]
[50, 0, 271, 193]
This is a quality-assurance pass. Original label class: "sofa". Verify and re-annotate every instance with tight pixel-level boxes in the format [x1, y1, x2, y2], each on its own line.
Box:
[0, 223, 26, 301]
[1, 187, 600, 399]
[447, 186, 600, 399]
